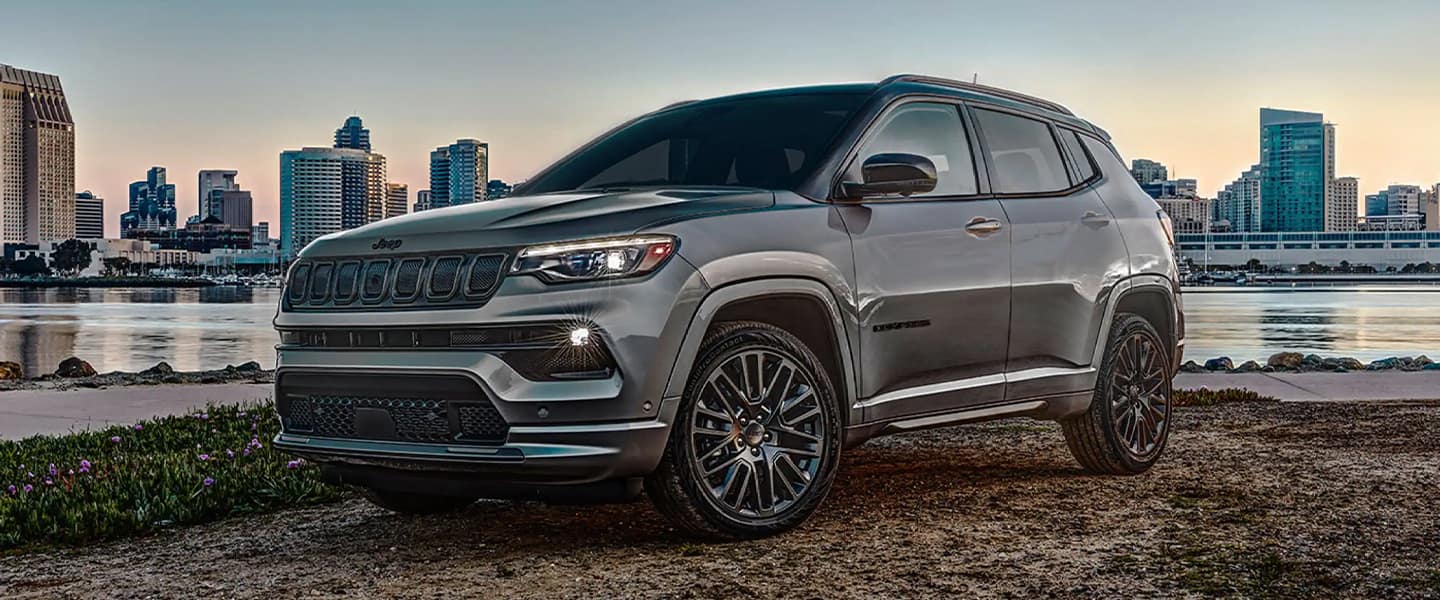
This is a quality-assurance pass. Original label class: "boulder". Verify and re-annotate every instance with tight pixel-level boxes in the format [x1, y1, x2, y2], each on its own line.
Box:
[1301, 354, 1324, 370]
[1179, 360, 1205, 373]
[0, 361, 21, 380]
[1234, 360, 1263, 373]
[235, 361, 262, 372]
[1423, 362, 1440, 371]
[1338, 357, 1365, 371]
[1267, 352, 1305, 370]
[1203, 357, 1234, 371]
[1319, 357, 1343, 371]
[1366, 357, 1400, 370]
[56, 357, 96, 378]
[140, 361, 174, 376]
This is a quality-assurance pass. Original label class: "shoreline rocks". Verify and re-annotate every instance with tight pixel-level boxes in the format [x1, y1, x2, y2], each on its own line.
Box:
[1180, 353, 1437, 374]
[0, 358, 274, 392]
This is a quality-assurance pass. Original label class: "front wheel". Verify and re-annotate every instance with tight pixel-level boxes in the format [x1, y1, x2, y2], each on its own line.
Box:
[1062, 313, 1173, 474]
[645, 321, 842, 540]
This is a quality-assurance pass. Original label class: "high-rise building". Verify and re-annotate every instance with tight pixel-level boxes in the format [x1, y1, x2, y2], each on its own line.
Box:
[197, 170, 238, 220]
[74, 190, 103, 239]
[1365, 192, 1388, 217]
[487, 179, 513, 200]
[0, 65, 75, 243]
[333, 116, 371, 151]
[429, 139, 488, 209]
[1157, 198, 1211, 234]
[1214, 164, 1263, 233]
[120, 166, 178, 236]
[1423, 185, 1439, 231]
[1259, 108, 1331, 232]
[1141, 178, 1197, 200]
[1382, 184, 1423, 216]
[253, 221, 270, 245]
[1328, 176, 1359, 231]
[414, 189, 432, 213]
[207, 189, 253, 232]
[279, 146, 387, 259]
[385, 183, 408, 220]
[1130, 159, 1168, 184]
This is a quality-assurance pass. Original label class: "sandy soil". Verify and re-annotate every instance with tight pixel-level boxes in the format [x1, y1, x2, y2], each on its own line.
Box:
[2, 400, 1437, 599]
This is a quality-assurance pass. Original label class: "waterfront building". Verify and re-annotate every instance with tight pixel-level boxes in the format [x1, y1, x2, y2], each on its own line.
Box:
[0, 65, 75, 244]
[1141, 178, 1197, 200]
[253, 221, 269, 245]
[333, 116, 371, 151]
[1176, 230, 1440, 269]
[1383, 185, 1423, 216]
[1213, 165, 1263, 233]
[429, 139, 489, 209]
[1426, 186, 1439, 231]
[127, 215, 253, 253]
[1358, 214, 1423, 231]
[1366, 192, 1389, 217]
[120, 167, 177, 236]
[197, 170, 238, 220]
[1158, 198, 1211, 234]
[1259, 108, 1332, 232]
[74, 191, 104, 239]
[279, 146, 386, 259]
[384, 183, 408, 219]
[206, 189, 253, 232]
[1328, 176, 1359, 231]
[413, 190, 432, 213]
[1130, 159, 1167, 184]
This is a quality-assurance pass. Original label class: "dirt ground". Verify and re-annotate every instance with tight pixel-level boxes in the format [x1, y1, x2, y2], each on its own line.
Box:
[3, 400, 1438, 599]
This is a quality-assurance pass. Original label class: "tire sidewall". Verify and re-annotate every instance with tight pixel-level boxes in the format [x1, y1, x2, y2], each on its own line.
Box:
[1095, 315, 1173, 472]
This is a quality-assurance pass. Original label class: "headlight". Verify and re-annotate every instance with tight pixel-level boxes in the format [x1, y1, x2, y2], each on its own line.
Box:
[512, 235, 677, 283]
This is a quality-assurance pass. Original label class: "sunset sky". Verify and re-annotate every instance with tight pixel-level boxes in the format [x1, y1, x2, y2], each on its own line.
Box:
[4, 0, 1438, 237]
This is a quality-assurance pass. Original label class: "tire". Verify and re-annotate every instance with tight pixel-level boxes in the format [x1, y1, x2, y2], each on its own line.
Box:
[1062, 312, 1174, 475]
[645, 320, 843, 540]
[360, 488, 477, 515]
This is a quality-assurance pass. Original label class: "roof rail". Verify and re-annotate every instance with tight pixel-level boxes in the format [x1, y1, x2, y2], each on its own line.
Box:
[880, 74, 1074, 116]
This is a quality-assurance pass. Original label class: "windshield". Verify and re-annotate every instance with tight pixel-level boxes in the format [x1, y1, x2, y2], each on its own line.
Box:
[521, 92, 869, 194]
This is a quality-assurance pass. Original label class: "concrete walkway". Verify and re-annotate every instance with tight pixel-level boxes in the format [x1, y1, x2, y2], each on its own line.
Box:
[0, 383, 271, 440]
[1, 373, 1436, 440]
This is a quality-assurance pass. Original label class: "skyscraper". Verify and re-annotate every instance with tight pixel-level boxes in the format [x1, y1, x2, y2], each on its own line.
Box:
[486, 179, 513, 200]
[334, 116, 371, 151]
[0, 64, 75, 243]
[1259, 108, 1331, 232]
[384, 183, 408, 220]
[1129, 159, 1168, 184]
[1381, 184, 1423, 216]
[207, 189, 253, 231]
[1214, 164, 1263, 233]
[1329, 176, 1359, 231]
[1365, 191, 1389, 217]
[74, 190, 104, 239]
[253, 221, 270, 245]
[120, 166, 177, 236]
[414, 189, 432, 213]
[197, 170, 238, 220]
[429, 139, 489, 209]
[279, 147, 386, 259]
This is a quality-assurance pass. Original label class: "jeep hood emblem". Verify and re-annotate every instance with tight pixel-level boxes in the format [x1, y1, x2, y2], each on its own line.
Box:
[372, 238, 403, 250]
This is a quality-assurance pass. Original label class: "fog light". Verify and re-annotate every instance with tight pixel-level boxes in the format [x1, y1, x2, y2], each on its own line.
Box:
[569, 327, 591, 346]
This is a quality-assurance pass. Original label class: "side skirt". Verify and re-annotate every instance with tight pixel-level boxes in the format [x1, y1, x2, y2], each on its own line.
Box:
[843, 391, 1090, 448]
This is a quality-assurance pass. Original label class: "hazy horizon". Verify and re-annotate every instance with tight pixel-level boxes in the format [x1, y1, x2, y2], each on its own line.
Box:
[4, 0, 1438, 237]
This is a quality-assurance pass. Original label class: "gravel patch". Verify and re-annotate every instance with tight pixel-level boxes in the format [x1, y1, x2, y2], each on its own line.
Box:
[2, 400, 1437, 599]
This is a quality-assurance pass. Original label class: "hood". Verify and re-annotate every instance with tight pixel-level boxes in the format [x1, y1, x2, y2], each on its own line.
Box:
[299, 187, 773, 258]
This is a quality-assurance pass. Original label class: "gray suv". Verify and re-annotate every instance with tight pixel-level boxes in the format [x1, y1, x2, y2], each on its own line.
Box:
[273, 74, 1184, 539]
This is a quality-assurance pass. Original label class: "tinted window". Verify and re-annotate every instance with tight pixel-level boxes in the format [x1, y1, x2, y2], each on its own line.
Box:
[1060, 130, 1096, 182]
[851, 102, 977, 197]
[522, 93, 868, 194]
[972, 109, 1070, 194]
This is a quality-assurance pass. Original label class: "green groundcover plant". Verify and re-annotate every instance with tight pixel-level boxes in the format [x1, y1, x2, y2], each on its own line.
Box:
[0, 402, 346, 550]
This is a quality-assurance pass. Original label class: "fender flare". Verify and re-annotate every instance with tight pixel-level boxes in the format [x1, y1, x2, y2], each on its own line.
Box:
[1089, 274, 1180, 367]
[660, 277, 860, 424]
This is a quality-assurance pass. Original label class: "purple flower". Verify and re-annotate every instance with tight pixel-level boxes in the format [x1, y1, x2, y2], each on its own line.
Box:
[225, 449, 235, 459]
[285, 459, 302, 470]
[25, 472, 34, 479]
[66, 469, 74, 476]
[22, 484, 33, 493]
[198, 453, 211, 462]
[242, 447, 252, 457]
[111, 436, 122, 443]
[79, 460, 92, 473]
[239, 412, 247, 418]
[43, 478, 53, 486]
[134, 423, 143, 431]
[6, 485, 15, 495]
[202, 477, 215, 487]
[47, 464, 57, 476]
[250, 423, 258, 431]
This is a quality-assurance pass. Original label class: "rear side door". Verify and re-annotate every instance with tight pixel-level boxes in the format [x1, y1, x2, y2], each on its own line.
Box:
[835, 100, 1012, 423]
[968, 107, 1129, 400]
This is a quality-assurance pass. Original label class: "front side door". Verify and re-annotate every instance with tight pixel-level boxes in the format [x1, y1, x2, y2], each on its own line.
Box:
[968, 107, 1130, 400]
[836, 101, 1012, 423]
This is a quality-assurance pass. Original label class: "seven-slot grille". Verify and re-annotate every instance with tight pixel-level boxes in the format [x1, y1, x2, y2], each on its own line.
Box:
[285, 251, 508, 311]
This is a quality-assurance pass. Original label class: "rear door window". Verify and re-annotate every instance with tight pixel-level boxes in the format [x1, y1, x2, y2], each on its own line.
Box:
[971, 108, 1071, 194]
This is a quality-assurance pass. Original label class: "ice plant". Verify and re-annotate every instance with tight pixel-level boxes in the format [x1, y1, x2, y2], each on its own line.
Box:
[202, 477, 215, 487]
[22, 484, 32, 493]
[5, 485, 15, 495]
[134, 423, 143, 431]
[198, 453, 211, 462]
[79, 460, 92, 473]
[110, 436, 122, 443]
[286, 460, 302, 470]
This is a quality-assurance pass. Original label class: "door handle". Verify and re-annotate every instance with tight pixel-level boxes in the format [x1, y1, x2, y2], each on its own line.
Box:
[965, 217, 1003, 235]
[1081, 210, 1111, 225]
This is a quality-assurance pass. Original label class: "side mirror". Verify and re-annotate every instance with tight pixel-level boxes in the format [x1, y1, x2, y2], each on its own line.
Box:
[841, 153, 938, 199]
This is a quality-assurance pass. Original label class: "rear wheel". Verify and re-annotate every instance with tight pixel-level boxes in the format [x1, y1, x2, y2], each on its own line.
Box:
[645, 321, 842, 540]
[1063, 313, 1173, 474]
[360, 488, 478, 515]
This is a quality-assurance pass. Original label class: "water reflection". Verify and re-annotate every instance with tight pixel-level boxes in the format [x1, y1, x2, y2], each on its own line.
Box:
[1183, 287, 1440, 361]
[0, 287, 279, 375]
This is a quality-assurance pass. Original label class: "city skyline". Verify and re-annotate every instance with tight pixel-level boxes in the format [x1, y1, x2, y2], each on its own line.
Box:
[3, 1, 1439, 237]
